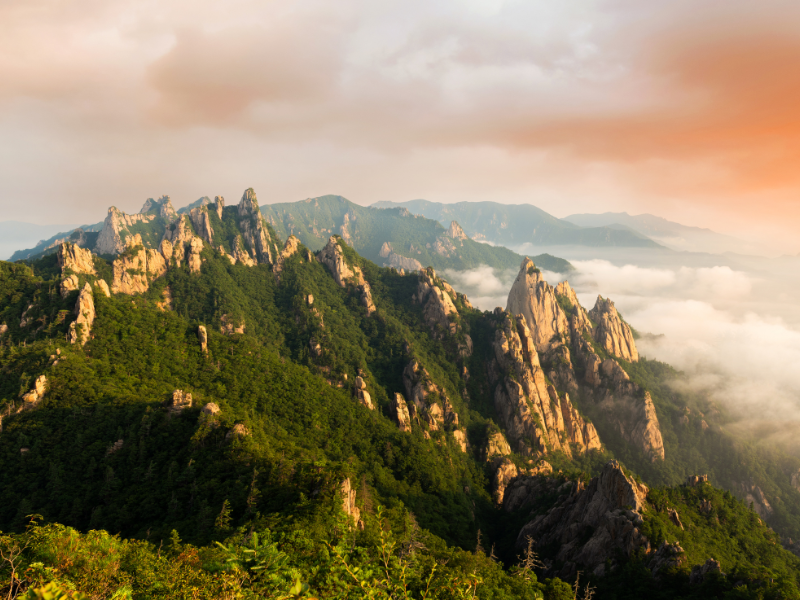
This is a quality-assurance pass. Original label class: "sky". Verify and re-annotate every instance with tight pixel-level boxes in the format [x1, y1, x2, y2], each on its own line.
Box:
[1, 0, 799, 253]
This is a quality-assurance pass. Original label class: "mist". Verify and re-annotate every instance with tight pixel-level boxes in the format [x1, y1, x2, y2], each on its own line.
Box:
[445, 253, 800, 450]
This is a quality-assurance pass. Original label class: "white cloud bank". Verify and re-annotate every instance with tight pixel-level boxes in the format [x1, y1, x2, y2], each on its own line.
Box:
[446, 259, 800, 443]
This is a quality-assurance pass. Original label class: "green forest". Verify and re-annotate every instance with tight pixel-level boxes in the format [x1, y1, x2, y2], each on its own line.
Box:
[2, 227, 800, 599]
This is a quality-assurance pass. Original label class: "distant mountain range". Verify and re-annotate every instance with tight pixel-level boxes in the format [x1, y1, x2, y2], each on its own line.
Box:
[0, 221, 81, 261]
[563, 211, 752, 254]
[372, 200, 663, 248]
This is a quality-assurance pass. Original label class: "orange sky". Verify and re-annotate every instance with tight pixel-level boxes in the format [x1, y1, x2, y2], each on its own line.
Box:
[1, 0, 799, 253]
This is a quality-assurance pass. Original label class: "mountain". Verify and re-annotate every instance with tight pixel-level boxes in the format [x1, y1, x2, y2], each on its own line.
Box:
[563, 211, 757, 254]
[0, 221, 81, 261]
[372, 199, 663, 248]
[1, 188, 800, 598]
[262, 194, 573, 273]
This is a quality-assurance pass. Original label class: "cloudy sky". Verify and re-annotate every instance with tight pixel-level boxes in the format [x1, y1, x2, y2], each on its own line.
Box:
[2, 0, 799, 252]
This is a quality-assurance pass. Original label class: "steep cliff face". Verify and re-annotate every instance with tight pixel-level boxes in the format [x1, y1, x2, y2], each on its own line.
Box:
[189, 205, 214, 245]
[237, 188, 275, 265]
[506, 258, 569, 353]
[402, 359, 459, 431]
[68, 283, 95, 345]
[415, 268, 459, 335]
[554, 281, 592, 332]
[94, 207, 159, 255]
[489, 310, 600, 457]
[317, 236, 376, 316]
[111, 235, 172, 294]
[508, 460, 650, 577]
[140, 196, 177, 221]
[57, 242, 96, 298]
[589, 296, 639, 362]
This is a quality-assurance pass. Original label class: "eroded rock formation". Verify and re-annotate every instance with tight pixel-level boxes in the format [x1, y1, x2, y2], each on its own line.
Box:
[317, 236, 375, 316]
[390, 393, 412, 432]
[510, 460, 650, 577]
[95, 207, 159, 255]
[354, 376, 375, 410]
[198, 325, 208, 353]
[166, 390, 193, 414]
[68, 283, 95, 346]
[403, 359, 458, 431]
[237, 188, 275, 265]
[20, 375, 48, 411]
[589, 296, 639, 362]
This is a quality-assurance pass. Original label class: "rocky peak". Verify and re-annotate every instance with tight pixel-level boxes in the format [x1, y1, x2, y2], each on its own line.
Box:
[588, 296, 639, 362]
[140, 195, 177, 221]
[415, 268, 459, 336]
[57, 242, 96, 298]
[511, 460, 650, 577]
[274, 235, 301, 275]
[189, 205, 214, 245]
[236, 188, 275, 264]
[554, 281, 592, 331]
[94, 206, 157, 255]
[317, 236, 376, 316]
[446, 221, 468, 240]
[213, 196, 225, 218]
[506, 257, 569, 353]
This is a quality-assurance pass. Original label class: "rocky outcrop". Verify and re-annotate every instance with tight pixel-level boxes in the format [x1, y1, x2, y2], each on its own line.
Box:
[599, 391, 665, 462]
[493, 458, 519, 504]
[452, 429, 468, 452]
[68, 283, 95, 346]
[189, 205, 214, 244]
[0, 323, 7, 337]
[390, 393, 412, 432]
[354, 376, 375, 410]
[57, 242, 96, 298]
[415, 268, 459, 336]
[94, 280, 111, 297]
[506, 258, 569, 353]
[213, 196, 225, 218]
[94, 207, 158, 255]
[110, 235, 171, 294]
[649, 542, 687, 577]
[140, 195, 177, 220]
[446, 221, 468, 240]
[237, 188, 275, 264]
[380, 242, 423, 272]
[402, 359, 458, 431]
[198, 325, 208, 353]
[485, 431, 512, 460]
[166, 390, 193, 414]
[226, 423, 251, 440]
[689, 559, 724, 584]
[274, 235, 301, 274]
[740, 483, 773, 519]
[589, 296, 639, 362]
[512, 460, 650, 577]
[554, 281, 592, 331]
[220, 314, 245, 335]
[20, 375, 48, 411]
[490, 310, 599, 457]
[317, 236, 375, 316]
[340, 478, 362, 528]
[199, 402, 221, 427]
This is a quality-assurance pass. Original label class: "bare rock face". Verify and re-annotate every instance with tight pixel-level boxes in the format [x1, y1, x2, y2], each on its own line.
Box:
[513, 460, 650, 577]
[213, 196, 225, 218]
[599, 391, 665, 462]
[415, 268, 459, 336]
[493, 458, 519, 504]
[390, 393, 412, 432]
[490, 310, 598, 457]
[237, 188, 275, 264]
[588, 296, 639, 362]
[446, 221, 469, 240]
[110, 235, 170, 294]
[0, 323, 7, 337]
[452, 429, 468, 452]
[317, 236, 375, 316]
[740, 483, 773, 519]
[485, 431, 512, 460]
[198, 325, 208, 353]
[649, 542, 687, 577]
[383, 251, 423, 272]
[20, 375, 48, 410]
[554, 281, 592, 331]
[166, 390, 193, 414]
[506, 258, 569, 353]
[402, 359, 458, 431]
[94, 280, 111, 298]
[68, 283, 95, 346]
[94, 207, 158, 255]
[58, 242, 95, 275]
[140, 195, 177, 220]
[379, 241, 392, 258]
[189, 205, 214, 244]
[200, 402, 221, 426]
[231, 236, 257, 267]
[274, 235, 301, 274]
[340, 478, 362, 528]
[202, 402, 220, 416]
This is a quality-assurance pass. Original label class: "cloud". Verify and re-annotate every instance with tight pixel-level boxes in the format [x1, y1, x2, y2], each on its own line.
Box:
[446, 258, 800, 445]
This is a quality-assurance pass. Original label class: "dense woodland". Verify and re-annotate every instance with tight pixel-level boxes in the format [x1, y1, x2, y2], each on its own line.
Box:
[2, 234, 800, 599]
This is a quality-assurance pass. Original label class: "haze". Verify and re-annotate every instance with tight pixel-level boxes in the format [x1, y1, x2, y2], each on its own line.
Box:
[1, 0, 799, 254]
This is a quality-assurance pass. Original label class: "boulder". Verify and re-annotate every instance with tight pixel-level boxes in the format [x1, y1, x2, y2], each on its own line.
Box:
[226, 423, 251, 440]
[166, 390, 193, 414]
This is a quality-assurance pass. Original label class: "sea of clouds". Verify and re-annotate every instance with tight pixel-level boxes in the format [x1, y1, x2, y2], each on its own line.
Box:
[444, 259, 800, 447]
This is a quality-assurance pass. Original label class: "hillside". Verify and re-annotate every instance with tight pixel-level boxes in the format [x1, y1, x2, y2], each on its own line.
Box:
[262, 195, 573, 273]
[372, 199, 663, 248]
[1, 188, 799, 598]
